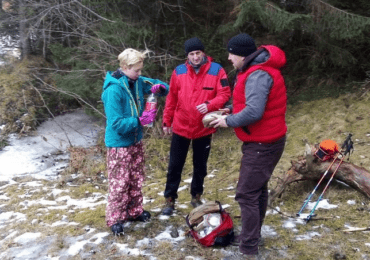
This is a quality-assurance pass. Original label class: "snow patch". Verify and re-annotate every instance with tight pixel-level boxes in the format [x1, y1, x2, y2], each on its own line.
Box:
[0, 211, 26, 222]
[14, 232, 41, 244]
[67, 232, 109, 256]
[296, 231, 321, 240]
[155, 226, 185, 243]
[113, 243, 141, 256]
[0, 195, 10, 200]
[306, 199, 338, 210]
[178, 185, 188, 192]
[347, 200, 356, 205]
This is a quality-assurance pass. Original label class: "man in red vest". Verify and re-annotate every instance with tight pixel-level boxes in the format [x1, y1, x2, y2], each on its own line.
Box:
[210, 33, 287, 259]
[162, 37, 231, 216]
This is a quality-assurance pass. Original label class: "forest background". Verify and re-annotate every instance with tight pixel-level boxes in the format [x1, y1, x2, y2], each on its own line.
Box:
[0, 0, 369, 136]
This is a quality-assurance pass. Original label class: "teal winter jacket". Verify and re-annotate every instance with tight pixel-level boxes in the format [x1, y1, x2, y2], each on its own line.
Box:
[102, 71, 169, 147]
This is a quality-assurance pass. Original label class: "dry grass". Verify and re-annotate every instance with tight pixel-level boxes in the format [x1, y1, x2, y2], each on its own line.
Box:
[140, 89, 370, 259]
[1, 87, 370, 259]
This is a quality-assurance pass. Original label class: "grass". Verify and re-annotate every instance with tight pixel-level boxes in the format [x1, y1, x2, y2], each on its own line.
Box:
[142, 87, 370, 259]
[93, 87, 370, 258]
[1, 78, 370, 258]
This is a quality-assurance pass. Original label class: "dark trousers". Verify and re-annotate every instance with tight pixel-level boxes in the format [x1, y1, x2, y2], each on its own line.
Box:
[164, 133, 212, 200]
[236, 136, 286, 255]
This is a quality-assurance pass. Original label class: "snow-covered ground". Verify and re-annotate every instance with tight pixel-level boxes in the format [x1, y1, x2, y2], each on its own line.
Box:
[0, 109, 102, 182]
[0, 109, 366, 259]
[0, 35, 20, 66]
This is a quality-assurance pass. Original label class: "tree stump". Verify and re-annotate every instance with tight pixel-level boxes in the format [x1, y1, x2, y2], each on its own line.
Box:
[269, 144, 370, 205]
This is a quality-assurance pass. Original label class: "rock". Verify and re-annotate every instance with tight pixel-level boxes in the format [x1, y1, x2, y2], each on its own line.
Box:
[202, 111, 224, 128]
[333, 252, 346, 259]
[170, 227, 179, 238]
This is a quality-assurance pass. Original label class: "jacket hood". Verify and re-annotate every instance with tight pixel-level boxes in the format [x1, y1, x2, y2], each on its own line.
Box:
[253, 45, 286, 69]
[102, 72, 121, 91]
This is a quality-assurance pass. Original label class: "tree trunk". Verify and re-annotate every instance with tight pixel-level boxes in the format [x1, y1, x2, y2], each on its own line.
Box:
[19, 0, 30, 59]
[269, 144, 370, 205]
[177, 0, 186, 38]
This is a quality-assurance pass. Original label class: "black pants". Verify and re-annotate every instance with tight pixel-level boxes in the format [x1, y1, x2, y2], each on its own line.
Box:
[236, 136, 286, 255]
[164, 133, 212, 200]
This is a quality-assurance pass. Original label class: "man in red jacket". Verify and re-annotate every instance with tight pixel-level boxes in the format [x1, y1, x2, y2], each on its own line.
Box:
[211, 33, 287, 259]
[162, 37, 231, 215]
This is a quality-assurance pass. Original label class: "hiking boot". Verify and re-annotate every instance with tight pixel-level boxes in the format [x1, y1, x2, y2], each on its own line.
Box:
[222, 252, 259, 260]
[231, 234, 241, 246]
[162, 197, 175, 216]
[231, 235, 264, 247]
[132, 210, 151, 222]
[111, 222, 124, 236]
[190, 194, 203, 208]
[258, 237, 265, 247]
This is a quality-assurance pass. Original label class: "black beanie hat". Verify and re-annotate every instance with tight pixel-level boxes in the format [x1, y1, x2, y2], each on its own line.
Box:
[227, 33, 257, 57]
[184, 37, 204, 55]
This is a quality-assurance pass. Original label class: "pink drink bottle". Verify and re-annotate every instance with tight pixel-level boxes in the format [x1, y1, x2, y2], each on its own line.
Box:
[144, 93, 157, 127]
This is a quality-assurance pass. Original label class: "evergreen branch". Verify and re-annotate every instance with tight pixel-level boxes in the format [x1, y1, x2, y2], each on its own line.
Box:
[237, 0, 370, 40]
[311, 0, 370, 20]
[265, 2, 290, 15]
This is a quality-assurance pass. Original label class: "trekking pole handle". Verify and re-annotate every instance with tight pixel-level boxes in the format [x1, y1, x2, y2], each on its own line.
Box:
[341, 133, 354, 156]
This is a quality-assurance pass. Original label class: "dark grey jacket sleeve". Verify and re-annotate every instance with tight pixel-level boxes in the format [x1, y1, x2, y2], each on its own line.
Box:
[226, 70, 273, 128]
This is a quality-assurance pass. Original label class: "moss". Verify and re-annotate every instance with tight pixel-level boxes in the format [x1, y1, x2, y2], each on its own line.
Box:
[71, 204, 106, 228]
[41, 209, 66, 224]
[69, 183, 102, 199]
[0, 58, 46, 135]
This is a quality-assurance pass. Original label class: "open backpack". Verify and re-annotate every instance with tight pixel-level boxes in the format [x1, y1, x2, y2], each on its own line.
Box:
[185, 201, 234, 247]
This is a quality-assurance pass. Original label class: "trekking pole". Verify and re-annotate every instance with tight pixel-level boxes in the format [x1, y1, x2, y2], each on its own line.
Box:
[305, 154, 345, 222]
[305, 136, 353, 222]
[296, 153, 339, 217]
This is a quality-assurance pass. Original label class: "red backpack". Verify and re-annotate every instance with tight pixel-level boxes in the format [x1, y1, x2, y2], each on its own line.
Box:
[186, 201, 234, 247]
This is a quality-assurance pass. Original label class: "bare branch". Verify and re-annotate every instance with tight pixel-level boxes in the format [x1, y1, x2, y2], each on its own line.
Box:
[29, 82, 73, 148]
[32, 74, 106, 119]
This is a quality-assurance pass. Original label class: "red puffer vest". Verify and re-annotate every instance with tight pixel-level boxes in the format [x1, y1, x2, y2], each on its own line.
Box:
[233, 45, 287, 143]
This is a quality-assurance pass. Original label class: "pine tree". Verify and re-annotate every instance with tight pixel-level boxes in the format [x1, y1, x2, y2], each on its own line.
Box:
[232, 0, 370, 81]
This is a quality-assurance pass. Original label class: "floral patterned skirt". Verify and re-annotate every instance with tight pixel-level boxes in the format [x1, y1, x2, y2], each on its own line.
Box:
[105, 142, 145, 227]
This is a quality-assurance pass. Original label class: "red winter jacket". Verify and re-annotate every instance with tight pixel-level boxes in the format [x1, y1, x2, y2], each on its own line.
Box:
[233, 45, 287, 143]
[163, 56, 231, 139]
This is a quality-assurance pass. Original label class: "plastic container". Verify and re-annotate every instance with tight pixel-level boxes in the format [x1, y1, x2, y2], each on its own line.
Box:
[144, 93, 157, 127]
[194, 213, 222, 238]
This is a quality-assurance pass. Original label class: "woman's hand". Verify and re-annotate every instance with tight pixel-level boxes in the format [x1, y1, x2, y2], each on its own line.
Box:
[139, 109, 157, 125]
[151, 84, 166, 94]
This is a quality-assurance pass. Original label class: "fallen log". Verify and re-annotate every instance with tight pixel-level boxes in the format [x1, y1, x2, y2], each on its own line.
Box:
[269, 144, 370, 205]
[343, 227, 370, 232]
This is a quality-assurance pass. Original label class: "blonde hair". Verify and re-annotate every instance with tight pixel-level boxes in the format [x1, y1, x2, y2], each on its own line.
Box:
[118, 48, 151, 68]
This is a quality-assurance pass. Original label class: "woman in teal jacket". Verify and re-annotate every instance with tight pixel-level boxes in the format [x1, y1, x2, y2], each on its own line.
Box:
[101, 48, 169, 235]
